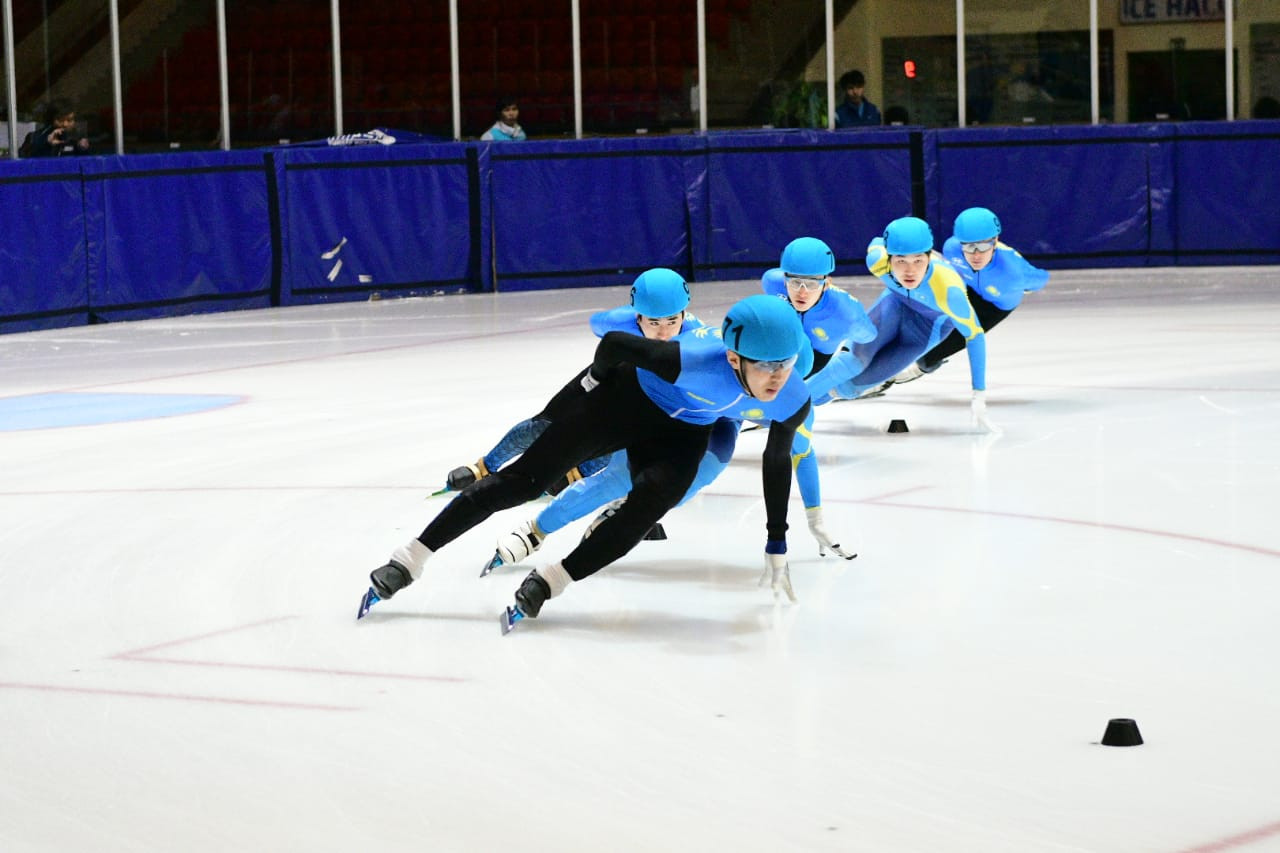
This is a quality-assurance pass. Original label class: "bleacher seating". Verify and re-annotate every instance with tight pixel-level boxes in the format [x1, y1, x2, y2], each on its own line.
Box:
[121, 0, 750, 141]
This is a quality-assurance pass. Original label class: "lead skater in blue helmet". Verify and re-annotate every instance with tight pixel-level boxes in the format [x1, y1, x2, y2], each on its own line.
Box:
[885, 206, 1048, 388]
[359, 292, 815, 627]
[440, 268, 705, 496]
[805, 216, 998, 432]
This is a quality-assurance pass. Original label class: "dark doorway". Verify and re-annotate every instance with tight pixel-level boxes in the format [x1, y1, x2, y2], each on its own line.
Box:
[1128, 48, 1236, 121]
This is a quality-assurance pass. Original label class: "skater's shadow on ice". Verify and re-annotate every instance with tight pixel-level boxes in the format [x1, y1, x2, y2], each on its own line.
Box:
[363, 609, 500, 627]
[604, 558, 752, 591]
[544, 608, 765, 650]
[361, 600, 769, 651]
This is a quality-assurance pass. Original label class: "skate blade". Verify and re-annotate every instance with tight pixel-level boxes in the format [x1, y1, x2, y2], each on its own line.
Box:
[356, 586, 381, 620]
[500, 605, 525, 635]
[479, 552, 504, 578]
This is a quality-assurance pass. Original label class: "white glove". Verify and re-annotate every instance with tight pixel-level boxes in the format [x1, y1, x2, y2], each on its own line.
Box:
[970, 389, 1000, 433]
[580, 369, 601, 392]
[805, 507, 856, 560]
[758, 547, 797, 602]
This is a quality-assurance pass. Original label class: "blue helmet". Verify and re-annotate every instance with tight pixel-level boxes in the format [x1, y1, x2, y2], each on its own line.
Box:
[780, 237, 835, 276]
[721, 294, 806, 362]
[630, 268, 690, 318]
[953, 207, 1001, 243]
[883, 217, 934, 255]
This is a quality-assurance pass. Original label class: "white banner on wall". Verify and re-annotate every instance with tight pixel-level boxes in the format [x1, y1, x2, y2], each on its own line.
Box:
[1120, 0, 1225, 25]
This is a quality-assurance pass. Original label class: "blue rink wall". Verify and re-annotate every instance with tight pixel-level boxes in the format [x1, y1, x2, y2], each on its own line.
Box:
[2, 121, 1277, 334]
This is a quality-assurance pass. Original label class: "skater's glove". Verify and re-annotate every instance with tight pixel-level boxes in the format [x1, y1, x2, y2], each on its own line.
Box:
[758, 540, 797, 602]
[970, 389, 1001, 434]
[580, 368, 603, 392]
[805, 507, 856, 560]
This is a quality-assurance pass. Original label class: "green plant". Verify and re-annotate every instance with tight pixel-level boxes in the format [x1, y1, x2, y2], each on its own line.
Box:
[771, 80, 829, 128]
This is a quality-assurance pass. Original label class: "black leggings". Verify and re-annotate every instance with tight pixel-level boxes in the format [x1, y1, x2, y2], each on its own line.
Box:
[419, 366, 711, 581]
[918, 290, 1012, 370]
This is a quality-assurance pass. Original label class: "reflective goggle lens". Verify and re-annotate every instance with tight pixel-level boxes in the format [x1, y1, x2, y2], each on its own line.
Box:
[961, 240, 996, 253]
[783, 273, 826, 292]
[743, 354, 799, 374]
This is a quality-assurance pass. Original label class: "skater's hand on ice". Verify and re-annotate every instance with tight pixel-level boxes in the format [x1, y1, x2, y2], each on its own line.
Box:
[759, 540, 797, 602]
[805, 507, 856, 559]
[970, 390, 1001, 434]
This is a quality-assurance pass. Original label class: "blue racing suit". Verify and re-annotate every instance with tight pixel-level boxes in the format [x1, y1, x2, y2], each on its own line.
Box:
[763, 269, 875, 508]
[806, 239, 987, 402]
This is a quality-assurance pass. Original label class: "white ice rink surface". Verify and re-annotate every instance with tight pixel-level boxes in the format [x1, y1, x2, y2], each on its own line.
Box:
[2, 269, 1279, 853]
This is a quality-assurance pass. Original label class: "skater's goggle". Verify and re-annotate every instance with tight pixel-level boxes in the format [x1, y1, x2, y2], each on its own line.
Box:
[741, 353, 799, 374]
[961, 240, 996, 253]
[783, 273, 827, 291]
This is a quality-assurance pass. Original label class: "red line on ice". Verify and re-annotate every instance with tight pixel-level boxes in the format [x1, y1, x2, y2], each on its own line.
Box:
[0, 680, 357, 712]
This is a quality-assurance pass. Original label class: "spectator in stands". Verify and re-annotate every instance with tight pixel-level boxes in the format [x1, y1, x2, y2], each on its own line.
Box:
[834, 70, 881, 128]
[21, 99, 90, 157]
[481, 96, 527, 141]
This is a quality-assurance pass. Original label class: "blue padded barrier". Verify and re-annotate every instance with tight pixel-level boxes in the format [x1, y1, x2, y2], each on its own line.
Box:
[2, 125, 1279, 337]
[81, 152, 273, 322]
[1168, 121, 1280, 265]
[928, 124, 1178, 268]
[0, 159, 89, 333]
[276, 141, 479, 303]
[701, 129, 915, 279]
[487, 136, 701, 293]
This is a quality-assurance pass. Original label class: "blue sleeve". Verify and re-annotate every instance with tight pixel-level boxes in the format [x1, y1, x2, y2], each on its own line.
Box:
[966, 331, 987, 392]
[945, 287, 983, 338]
[805, 349, 859, 403]
[589, 306, 639, 338]
[1009, 250, 1050, 292]
[791, 407, 821, 508]
[761, 267, 787, 297]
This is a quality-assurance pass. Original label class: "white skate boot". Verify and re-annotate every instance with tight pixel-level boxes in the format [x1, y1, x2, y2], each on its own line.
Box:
[481, 520, 546, 577]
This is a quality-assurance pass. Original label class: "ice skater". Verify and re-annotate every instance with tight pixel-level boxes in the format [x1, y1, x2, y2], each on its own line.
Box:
[359, 293, 816, 629]
[761, 236, 877, 555]
[887, 206, 1048, 387]
[804, 216, 997, 432]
